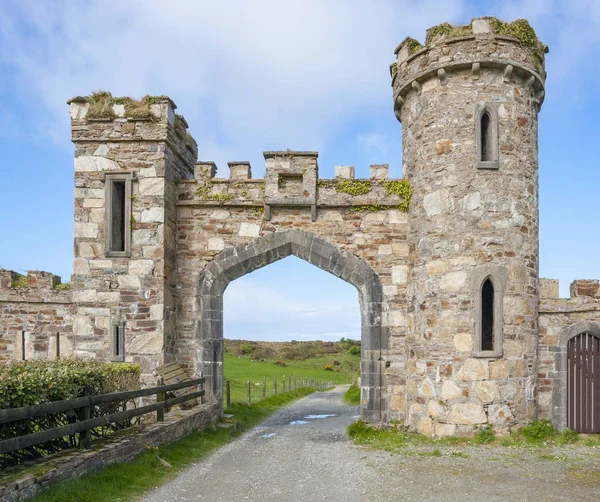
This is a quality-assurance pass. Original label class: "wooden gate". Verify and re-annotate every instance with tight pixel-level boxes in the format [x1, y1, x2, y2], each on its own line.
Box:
[568, 332, 600, 432]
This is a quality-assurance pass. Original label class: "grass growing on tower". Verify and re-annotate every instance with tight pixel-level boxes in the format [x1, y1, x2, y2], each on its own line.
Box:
[27, 388, 315, 502]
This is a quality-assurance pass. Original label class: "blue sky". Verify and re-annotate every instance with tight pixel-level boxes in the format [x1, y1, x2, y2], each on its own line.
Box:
[0, 0, 599, 341]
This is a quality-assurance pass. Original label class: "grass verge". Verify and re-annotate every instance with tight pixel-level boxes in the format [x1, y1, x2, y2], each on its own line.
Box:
[347, 419, 600, 453]
[343, 384, 360, 406]
[28, 388, 315, 502]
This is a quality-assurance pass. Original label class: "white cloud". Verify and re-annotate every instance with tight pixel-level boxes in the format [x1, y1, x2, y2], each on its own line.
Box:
[0, 0, 467, 172]
[223, 275, 360, 341]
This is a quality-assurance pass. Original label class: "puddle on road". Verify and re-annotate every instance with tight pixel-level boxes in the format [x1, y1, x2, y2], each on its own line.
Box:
[304, 414, 336, 419]
[289, 420, 309, 425]
[260, 433, 276, 438]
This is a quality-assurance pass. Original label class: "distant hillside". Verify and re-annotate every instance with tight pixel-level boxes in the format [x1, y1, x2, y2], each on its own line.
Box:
[224, 338, 360, 361]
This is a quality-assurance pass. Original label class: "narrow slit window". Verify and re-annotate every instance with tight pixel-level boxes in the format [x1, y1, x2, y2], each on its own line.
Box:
[56, 333, 60, 359]
[481, 112, 490, 162]
[481, 279, 494, 351]
[21, 331, 26, 360]
[112, 324, 125, 361]
[111, 180, 126, 252]
[105, 174, 132, 257]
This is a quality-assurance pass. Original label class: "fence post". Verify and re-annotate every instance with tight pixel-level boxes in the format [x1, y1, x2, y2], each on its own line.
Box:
[274, 376, 277, 396]
[80, 388, 91, 449]
[226, 380, 231, 408]
[156, 378, 165, 422]
[200, 371, 204, 405]
[282, 375, 286, 394]
[247, 381, 251, 404]
[262, 377, 266, 399]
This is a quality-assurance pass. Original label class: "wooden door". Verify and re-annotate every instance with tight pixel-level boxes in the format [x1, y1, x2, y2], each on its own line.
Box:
[568, 332, 600, 432]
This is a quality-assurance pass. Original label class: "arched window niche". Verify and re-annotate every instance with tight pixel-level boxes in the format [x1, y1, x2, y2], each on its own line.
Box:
[472, 265, 507, 357]
[475, 103, 499, 169]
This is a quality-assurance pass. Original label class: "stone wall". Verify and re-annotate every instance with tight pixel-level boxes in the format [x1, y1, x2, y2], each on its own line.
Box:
[69, 95, 196, 385]
[0, 402, 220, 502]
[0, 270, 73, 361]
[538, 278, 600, 429]
[393, 18, 546, 435]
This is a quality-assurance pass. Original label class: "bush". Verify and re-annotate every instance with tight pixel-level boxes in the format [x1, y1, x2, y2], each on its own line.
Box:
[520, 419, 557, 441]
[324, 364, 333, 371]
[274, 360, 286, 367]
[473, 425, 495, 444]
[0, 359, 140, 468]
[343, 384, 361, 406]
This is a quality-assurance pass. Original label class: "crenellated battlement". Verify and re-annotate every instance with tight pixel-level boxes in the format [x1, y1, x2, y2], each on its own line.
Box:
[392, 17, 548, 121]
[540, 278, 600, 300]
[176, 150, 411, 220]
[0, 269, 71, 294]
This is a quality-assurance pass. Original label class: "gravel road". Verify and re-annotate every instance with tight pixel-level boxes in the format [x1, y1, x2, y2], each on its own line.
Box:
[143, 386, 600, 502]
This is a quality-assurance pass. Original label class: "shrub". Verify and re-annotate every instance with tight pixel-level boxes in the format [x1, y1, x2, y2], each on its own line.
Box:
[333, 360, 340, 366]
[0, 359, 140, 468]
[473, 425, 495, 444]
[520, 419, 557, 441]
[274, 360, 286, 367]
[324, 365, 333, 371]
[343, 384, 361, 406]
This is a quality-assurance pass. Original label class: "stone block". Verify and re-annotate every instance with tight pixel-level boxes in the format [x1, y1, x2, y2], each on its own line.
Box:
[488, 404, 514, 426]
[453, 333, 473, 352]
[417, 416, 433, 436]
[418, 377, 436, 397]
[472, 18, 490, 34]
[447, 403, 487, 425]
[489, 360, 509, 379]
[194, 162, 217, 180]
[539, 278, 559, 298]
[228, 162, 252, 180]
[391, 265, 408, 286]
[117, 275, 141, 289]
[73, 258, 90, 275]
[369, 164, 389, 180]
[208, 237, 225, 251]
[473, 381, 500, 404]
[439, 271, 467, 292]
[440, 380, 462, 400]
[457, 359, 488, 380]
[427, 399, 446, 420]
[434, 423, 456, 437]
[141, 207, 164, 223]
[139, 178, 165, 196]
[570, 279, 599, 298]
[74, 156, 120, 172]
[129, 260, 155, 276]
[334, 165, 354, 179]
[74, 222, 99, 239]
[239, 223, 260, 238]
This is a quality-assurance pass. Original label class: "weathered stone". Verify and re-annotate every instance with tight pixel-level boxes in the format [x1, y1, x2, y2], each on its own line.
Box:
[391, 265, 408, 286]
[453, 333, 473, 352]
[417, 416, 433, 436]
[447, 403, 487, 425]
[473, 381, 500, 404]
[488, 404, 514, 426]
[418, 377, 436, 397]
[457, 359, 488, 381]
[239, 223, 260, 237]
[440, 380, 462, 400]
[427, 399, 446, 420]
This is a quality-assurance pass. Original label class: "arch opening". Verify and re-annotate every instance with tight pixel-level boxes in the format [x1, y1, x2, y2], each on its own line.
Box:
[195, 230, 387, 422]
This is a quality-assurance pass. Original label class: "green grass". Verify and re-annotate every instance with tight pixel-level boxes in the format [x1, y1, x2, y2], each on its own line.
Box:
[347, 419, 600, 453]
[27, 388, 315, 502]
[343, 384, 360, 406]
[224, 353, 355, 403]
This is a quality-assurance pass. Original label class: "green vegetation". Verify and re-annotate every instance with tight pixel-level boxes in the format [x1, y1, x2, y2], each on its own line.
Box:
[10, 273, 27, 288]
[426, 22, 472, 45]
[86, 91, 165, 121]
[488, 18, 538, 48]
[405, 37, 424, 55]
[347, 419, 600, 454]
[224, 353, 355, 403]
[389, 62, 398, 78]
[0, 360, 139, 468]
[27, 388, 315, 502]
[343, 384, 360, 406]
[195, 181, 234, 202]
[383, 179, 412, 212]
[53, 282, 72, 291]
[334, 179, 372, 197]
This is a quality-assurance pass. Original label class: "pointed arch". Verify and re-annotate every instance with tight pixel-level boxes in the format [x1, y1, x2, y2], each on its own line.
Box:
[472, 265, 507, 357]
[195, 230, 387, 422]
[475, 103, 499, 169]
[552, 320, 600, 430]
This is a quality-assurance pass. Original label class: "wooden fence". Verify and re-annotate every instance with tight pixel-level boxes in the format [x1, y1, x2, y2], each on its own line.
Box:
[225, 375, 334, 407]
[0, 377, 205, 456]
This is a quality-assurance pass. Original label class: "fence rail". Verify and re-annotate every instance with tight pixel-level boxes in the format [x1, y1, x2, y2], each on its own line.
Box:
[0, 377, 205, 455]
[225, 375, 334, 407]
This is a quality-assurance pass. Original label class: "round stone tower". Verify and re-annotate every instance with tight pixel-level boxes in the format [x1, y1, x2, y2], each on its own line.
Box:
[392, 18, 547, 435]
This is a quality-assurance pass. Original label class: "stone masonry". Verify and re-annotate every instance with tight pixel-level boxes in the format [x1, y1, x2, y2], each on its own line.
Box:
[1, 17, 599, 435]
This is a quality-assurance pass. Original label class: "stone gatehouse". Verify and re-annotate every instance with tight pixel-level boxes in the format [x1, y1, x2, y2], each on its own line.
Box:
[2, 17, 600, 435]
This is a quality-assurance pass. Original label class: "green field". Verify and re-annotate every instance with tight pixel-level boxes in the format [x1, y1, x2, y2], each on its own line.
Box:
[223, 353, 358, 404]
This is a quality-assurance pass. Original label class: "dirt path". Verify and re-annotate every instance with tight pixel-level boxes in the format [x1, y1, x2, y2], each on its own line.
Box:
[143, 387, 600, 502]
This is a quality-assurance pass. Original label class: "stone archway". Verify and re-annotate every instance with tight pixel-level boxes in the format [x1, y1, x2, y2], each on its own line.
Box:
[195, 229, 387, 422]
